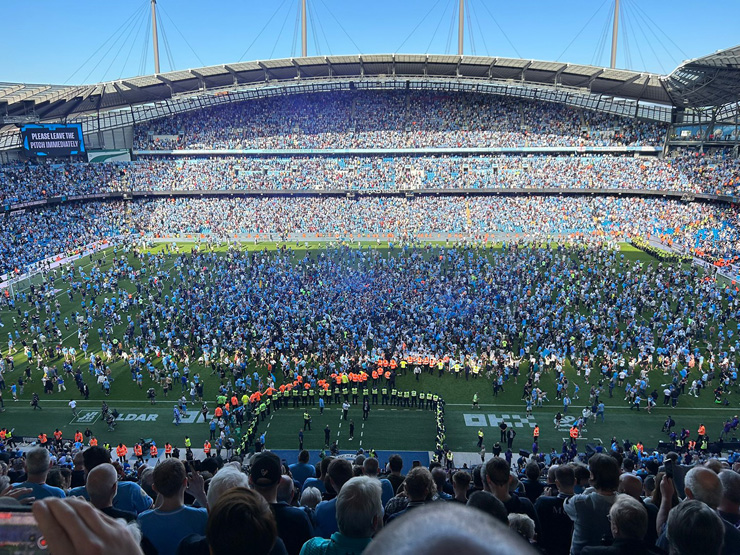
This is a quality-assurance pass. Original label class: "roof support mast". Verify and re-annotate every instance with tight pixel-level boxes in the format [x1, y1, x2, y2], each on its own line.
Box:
[301, 0, 307, 58]
[151, 0, 160, 74]
[458, 0, 464, 56]
[610, 0, 619, 69]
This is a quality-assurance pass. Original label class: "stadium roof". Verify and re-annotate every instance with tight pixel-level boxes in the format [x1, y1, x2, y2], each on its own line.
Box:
[0, 54, 675, 121]
[663, 45, 740, 108]
[1, 48, 738, 149]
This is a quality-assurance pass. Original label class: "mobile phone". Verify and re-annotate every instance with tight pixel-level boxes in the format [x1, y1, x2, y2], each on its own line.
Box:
[0, 509, 48, 553]
[664, 459, 674, 479]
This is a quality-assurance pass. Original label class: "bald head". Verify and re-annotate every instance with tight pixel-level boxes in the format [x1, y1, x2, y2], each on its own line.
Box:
[618, 474, 643, 500]
[685, 467, 723, 509]
[365, 502, 536, 555]
[86, 464, 118, 509]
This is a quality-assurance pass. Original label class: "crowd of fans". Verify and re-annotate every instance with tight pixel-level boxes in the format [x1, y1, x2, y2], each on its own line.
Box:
[3, 442, 740, 554]
[0, 201, 128, 277]
[0, 195, 738, 277]
[133, 91, 667, 150]
[127, 195, 740, 258]
[2, 151, 738, 204]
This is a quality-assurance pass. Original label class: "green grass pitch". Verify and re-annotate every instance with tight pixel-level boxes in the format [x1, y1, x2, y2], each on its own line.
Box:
[0, 240, 736, 457]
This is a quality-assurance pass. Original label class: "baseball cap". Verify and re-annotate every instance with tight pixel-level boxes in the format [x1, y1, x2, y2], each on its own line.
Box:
[250, 451, 282, 487]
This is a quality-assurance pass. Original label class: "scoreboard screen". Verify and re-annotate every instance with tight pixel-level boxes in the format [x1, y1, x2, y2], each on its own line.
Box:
[20, 123, 85, 157]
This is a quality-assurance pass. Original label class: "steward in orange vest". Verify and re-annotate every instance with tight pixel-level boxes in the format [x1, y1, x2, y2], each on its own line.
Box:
[165, 443, 172, 458]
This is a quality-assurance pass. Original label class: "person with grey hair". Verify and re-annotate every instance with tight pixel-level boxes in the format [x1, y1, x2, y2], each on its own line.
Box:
[666, 499, 724, 555]
[11, 447, 65, 501]
[206, 465, 249, 508]
[300, 487, 322, 510]
[300, 476, 382, 554]
[87, 463, 136, 522]
[718, 469, 740, 527]
[582, 495, 660, 555]
[508, 513, 536, 543]
[657, 467, 740, 555]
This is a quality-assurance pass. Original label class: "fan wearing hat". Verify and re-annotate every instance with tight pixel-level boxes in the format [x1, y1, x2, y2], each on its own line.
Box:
[249, 452, 314, 555]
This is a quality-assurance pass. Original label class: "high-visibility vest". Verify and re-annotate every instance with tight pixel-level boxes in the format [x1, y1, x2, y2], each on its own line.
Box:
[533, 427, 540, 437]
[134, 445, 143, 456]
[150, 445, 158, 457]
[89, 438, 98, 446]
[55, 431, 64, 441]
[204, 442, 211, 453]
[165, 444, 172, 454]
[185, 438, 191, 448]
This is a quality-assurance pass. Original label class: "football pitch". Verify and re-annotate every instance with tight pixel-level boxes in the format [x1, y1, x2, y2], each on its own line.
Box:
[0, 240, 736, 462]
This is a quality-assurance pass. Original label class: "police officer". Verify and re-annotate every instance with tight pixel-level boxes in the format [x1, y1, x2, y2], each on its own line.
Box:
[303, 411, 312, 431]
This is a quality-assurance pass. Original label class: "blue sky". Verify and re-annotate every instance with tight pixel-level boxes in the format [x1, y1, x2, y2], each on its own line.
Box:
[3, 0, 738, 84]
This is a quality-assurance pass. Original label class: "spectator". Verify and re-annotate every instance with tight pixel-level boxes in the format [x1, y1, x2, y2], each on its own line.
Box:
[302, 457, 331, 494]
[718, 470, 740, 528]
[179, 486, 288, 555]
[314, 458, 354, 538]
[581, 494, 659, 555]
[386, 467, 436, 523]
[484, 457, 540, 534]
[564, 454, 620, 555]
[657, 467, 740, 555]
[300, 487, 322, 510]
[522, 462, 545, 504]
[137, 458, 208, 555]
[362, 457, 394, 507]
[666, 499, 724, 555]
[86, 464, 136, 522]
[452, 470, 471, 504]
[11, 447, 65, 501]
[508, 513, 536, 545]
[467, 490, 509, 524]
[300, 476, 382, 554]
[386, 454, 405, 494]
[289, 451, 316, 489]
[618, 473, 658, 546]
[431, 467, 453, 501]
[68, 446, 153, 515]
[249, 452, 314, 555]
[365, 501, 537, 555]
[205, 465, 249, 508]
[535, 464, 575, 555]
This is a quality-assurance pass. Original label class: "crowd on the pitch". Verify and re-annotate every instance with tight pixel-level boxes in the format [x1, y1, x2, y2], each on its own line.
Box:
[3, 242, 740, 553]
[133, 90, 668, 150]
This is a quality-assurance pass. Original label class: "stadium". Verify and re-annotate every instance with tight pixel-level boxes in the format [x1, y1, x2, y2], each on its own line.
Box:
[1, 1, 740, 553]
